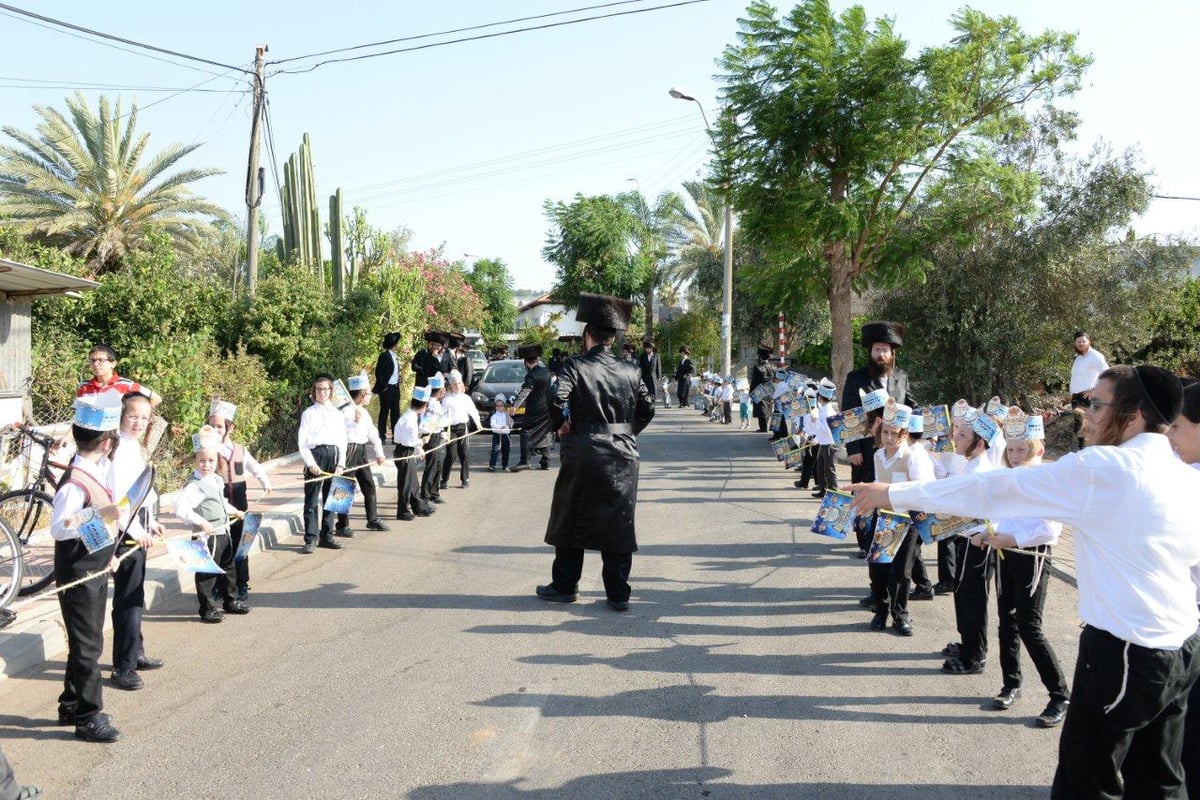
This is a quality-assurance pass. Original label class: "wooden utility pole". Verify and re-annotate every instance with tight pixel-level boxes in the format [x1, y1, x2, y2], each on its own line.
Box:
[244, 44, 268, 296]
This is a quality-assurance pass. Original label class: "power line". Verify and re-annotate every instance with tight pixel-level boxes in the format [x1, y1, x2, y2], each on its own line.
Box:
[0, 3, 251, 76]
[268, 0, 714, 76]
[270, 0, 687, 66]
[0, 75, 244, 93]
[262, 98, 285, 210]
[1152, 194, 1200, 202]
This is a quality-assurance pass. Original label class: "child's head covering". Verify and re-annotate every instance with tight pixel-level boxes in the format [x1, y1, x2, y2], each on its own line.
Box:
[428, 374, 444, 390]
[882, 399, 912, 431]
[208, 398, 237, 422]
[348, 373, 370, 392]
[192, 425, 222, 453]
[74, 397, 122, 431]
[413, 385, 432, 403]
[817, 378, 836, 400]
[860, 388, 888, 412]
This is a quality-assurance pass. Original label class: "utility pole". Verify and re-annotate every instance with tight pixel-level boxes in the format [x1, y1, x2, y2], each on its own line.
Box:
[244, 44, 268, 296]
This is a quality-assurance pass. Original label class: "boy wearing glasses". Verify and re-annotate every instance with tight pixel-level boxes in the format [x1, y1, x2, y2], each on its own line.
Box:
[297, 374, 347, 555]
[76, 345, 162, 408]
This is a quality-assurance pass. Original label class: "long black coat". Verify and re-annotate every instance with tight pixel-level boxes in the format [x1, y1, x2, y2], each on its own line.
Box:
[637, 352, 662, 397]
[513, 363, 553, 449]
[411, 349, 442, 387]
[749, 359, 776, 422]
[545, 346, 655, 553]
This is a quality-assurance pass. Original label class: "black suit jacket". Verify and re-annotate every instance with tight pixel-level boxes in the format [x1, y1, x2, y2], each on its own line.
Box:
[637, 352, 662, 393]
[373, 350, 399, 394]
[840, 366, 914, 458]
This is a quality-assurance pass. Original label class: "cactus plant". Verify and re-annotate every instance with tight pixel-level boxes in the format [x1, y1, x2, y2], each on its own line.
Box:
[329, 188, 345, 298]
[277, 133, 323, 276]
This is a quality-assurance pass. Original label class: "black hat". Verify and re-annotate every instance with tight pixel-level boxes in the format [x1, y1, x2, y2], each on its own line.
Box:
[517, 343, 543, 360]
[861, 321, 905, 349]
[382, 332, 402, 349]
[757, 345, 773, 359]
[643, 340, 655, 350]
[557, 334, 583, 344]
[1133, 365, 1184, 426]
[445, 332, 465, 347]
[424, 330, 448, 345]
[679, 345, 690, 355]
[575, 292, 633, 331]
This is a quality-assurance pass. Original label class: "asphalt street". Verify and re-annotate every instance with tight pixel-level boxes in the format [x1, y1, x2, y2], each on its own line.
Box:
[0, 407, 1079, 798]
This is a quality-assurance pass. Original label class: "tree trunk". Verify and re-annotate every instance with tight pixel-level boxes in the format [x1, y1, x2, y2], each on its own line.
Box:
[644, 279, 655, 341]
[827, 243, 855, 389]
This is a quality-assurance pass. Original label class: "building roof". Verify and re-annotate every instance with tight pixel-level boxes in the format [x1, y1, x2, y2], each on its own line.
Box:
[516, 293, 558, 314]
[0, 257, 98, 298]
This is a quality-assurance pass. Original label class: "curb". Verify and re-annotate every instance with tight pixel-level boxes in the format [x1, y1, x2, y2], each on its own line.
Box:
[0, 454, 383, 686]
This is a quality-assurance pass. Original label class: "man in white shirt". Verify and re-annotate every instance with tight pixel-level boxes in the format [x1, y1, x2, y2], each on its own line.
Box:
[1069, 331, 1109, 450]
[297, 373, 347, 554]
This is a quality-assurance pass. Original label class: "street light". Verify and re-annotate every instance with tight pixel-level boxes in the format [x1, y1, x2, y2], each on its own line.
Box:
[669, 87, 733, 378]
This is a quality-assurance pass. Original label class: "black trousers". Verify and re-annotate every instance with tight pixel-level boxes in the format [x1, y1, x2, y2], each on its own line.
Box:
[911, 541, 932, 592]
[954, 541, 994, 663]
[490, 433, 510, 469]
[815, 444, 838, 492]
[1180, 657, 1200, 800]
[550, 547, 633, 602]
[937, 537, 960, 587]
[377, 384, 400, 442]
[721, 401, 732, 424]
[755, 399, 771, 432]
[517, 430, 548, 467]
[338, 443, 379, 528]
[224, 481, 250, 593]
[1054, 627, 1200, 799]
[302, 444, 339, 544]
[442, 424, 469, 484]
[887, 528, 921, 615]
[1071, 391, 1088, 451]
[677, 379, 690, 407]
[110, 545, 146, 672]
[55, 538, 114, 724]
[850, 445, 876, 552]
[394, 445, 425, 516]
[868, 561, 891, 610]
[421, 435, 445, 501]
[798, 445, 817, 486]
[195, 534, 233, 614]
[996, 546, 1068, 700]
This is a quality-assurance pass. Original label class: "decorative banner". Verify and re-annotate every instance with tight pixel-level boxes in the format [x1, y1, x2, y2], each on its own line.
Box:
[828, 407, 871, 447]
[928, 514, 984, 542]
[235, 512, 263, 561]
[770, 438, 791, 461]
[916, 405, 951, 439]
[331, 379, 353, 409]
[119, 465, 156, 521]
[77, 507, 114, 554]
[768, 411, 783, 431]
[750, 383, 772, 403]
[867, 510, 910, 564]
[790, 394, 810, 415]
[323, 475, 357, 514]
[811, 490, 856, 540]
[782, 446, 807, 469]
[911, 512, 934, 544]
[786, 373, 808, 393]
[167, 538, 224, 574]
[774, 388, 797, 407]
[934, 436, 954, 453]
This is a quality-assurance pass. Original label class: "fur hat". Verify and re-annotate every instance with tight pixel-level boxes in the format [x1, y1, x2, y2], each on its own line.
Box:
[861, 321, 905, 349]
[517, 343, 543, 360]
[424, 330, 448, 345]
[445, 332, 465, 348]
[757, 345, 773, 360]
[575, 293, 633, 331]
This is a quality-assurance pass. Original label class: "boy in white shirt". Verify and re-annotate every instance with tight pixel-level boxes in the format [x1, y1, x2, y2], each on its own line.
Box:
[336, 374, 387, 536]
[489, 395, 513, 471]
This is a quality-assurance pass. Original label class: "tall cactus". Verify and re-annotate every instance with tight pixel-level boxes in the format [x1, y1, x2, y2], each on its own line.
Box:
[278, 133, 323, 276]
[329, 188, 345, 299]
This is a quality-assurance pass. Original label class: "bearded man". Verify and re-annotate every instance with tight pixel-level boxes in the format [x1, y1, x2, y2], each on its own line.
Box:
[840, 321, 915, 485]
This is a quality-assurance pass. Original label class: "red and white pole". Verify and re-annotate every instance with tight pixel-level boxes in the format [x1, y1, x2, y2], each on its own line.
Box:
[777, 312, 786, 366]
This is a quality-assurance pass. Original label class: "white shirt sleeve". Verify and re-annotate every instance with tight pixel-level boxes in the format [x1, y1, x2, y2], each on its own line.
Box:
[297, 406, 319, 471]
[242, 449, 272, 491]
[50, 482, 88, 542]
[994, 516, 1062, 548]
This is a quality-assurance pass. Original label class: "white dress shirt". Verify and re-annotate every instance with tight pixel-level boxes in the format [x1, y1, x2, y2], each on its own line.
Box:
[50, 455, 114, 542]
[110, 432, 157, 537]
[344, 404, 385, 461]
[993, 515, 1062, 548]
[814, 402, 837, 446]
[174, 471, 237, 531]
[298, 401, 347, 471]
[388, 351, 400, 386]
[442, 392, 481, 428]
[1070, 348, 1110, 394]
[489, 411, 512, 435]
[890, 432, 1200, 649]
[219, 441, 272, 491]
[393, 409, 424, 449]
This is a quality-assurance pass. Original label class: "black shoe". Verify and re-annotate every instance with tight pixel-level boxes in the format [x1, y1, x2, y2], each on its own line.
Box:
[892, 614, 913, 637]
[439, 481, 449, 490]
[910, 587, 935, 601]
[416, 507, 435, 517]
[1036, 699, 1069, 728]
[200, 609, 224, 624]
[58, 710, 108, 727]
[794, 480, 809, 489]
[993, 686, 1022, 710]
[136, 655, 164, 671]
[941, 642, 961, 657]
[488, 466, 496, 472]
[300, 541, 316, 554]
[461, 480, 469, 488]
[237, 587, 249, 602]
[858, 593, 876, 608]
[535, 584, 578, 603]
[870, 609, 889, 631]
[333, 527, 356, 538]
[933, 581, 956, 594]
[75, 715, 121, 743]
[111, 669, 143, 691]
[539, 462, 550, 470]
[510, 463, 530, 472]
[942, 656, 985, 675]
[317, 538, 343, 550]
[811, 490, 825, 499]
[606, 599, 630, 612]
[856, 549, 868, 559]
[431, 496, 446, 504]
[397, 512, 416, 521]
[366, 520, 388, 532]
[223, 599, 251, 615]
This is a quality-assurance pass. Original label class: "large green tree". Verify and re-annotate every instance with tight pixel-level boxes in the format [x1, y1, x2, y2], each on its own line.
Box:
[543, 193, 646, 304]
[466, 257, 517, 345]
[0, 92, 225, 272]
[715, 0, 1090, 387]
[619, 189, 686, 333]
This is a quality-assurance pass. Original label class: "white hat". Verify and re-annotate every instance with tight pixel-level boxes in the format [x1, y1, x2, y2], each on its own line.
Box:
[1024, 415, 1045, 440]
[208, 399, 237, 421]
[191, 425, 222, 453]
[908, 414, 925, 434]
[817, 378, 836, 400]
[428, 374, 444, 389]
[1001, 408, 1028, 440]
[860, 388, 888, 413]
[804, 388, 817, 401]
[73, 397, 122, 431]
[971, 411, 1001, 447]
[348, 373, 370, 392]
[449, 369, 463, 385]
[882, 400, 912, 430]
[413, 385, 432, 403]
[494, 394, 506, 404]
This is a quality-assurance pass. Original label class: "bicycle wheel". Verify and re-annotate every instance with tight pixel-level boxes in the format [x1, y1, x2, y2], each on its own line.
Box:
[0, 518, 21, 609]
[0, 490, 55, 596]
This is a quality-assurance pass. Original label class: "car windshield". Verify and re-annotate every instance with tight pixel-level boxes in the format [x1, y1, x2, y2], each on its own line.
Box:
[483, 363, 526, 383]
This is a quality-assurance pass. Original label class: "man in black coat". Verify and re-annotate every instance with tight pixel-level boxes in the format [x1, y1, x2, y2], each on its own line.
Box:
[509, 344, 553, 471]
[675, 346, 694, 408]
[637, 340, 663, 403]
[446, 332, 474, 388]
[750, 345, 777, 433]
[536, 293, 655, 611]
[411, 331, 448, 387]
[373, 331, 403, 442]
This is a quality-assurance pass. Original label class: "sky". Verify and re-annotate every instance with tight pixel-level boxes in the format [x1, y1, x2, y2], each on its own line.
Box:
[1, 0, 1197, 290]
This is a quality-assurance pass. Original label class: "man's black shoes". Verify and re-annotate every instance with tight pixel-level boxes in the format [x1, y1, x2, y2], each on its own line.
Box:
[606, 599, 630, 612]
[136, 655, 164, 670]
[535, 585, 578, 603]
[75, 715, 121, 743]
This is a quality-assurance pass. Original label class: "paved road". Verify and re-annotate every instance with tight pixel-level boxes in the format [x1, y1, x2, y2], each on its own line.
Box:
[0, 408, 1077, 798]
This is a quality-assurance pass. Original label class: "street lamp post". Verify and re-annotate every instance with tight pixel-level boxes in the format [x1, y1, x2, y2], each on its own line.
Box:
[669, 87, 733, 378]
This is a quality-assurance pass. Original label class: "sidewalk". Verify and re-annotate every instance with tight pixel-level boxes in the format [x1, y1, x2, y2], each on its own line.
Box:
[0, 452, 389, 685]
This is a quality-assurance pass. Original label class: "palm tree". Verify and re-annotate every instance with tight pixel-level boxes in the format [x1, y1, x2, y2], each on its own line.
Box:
[669, 179, 727, 303]
[0, 92, 225, 272]
[619, 189, 685, 334]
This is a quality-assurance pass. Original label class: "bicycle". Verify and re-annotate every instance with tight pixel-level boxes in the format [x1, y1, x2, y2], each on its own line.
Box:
[0, 422, 69, 607]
